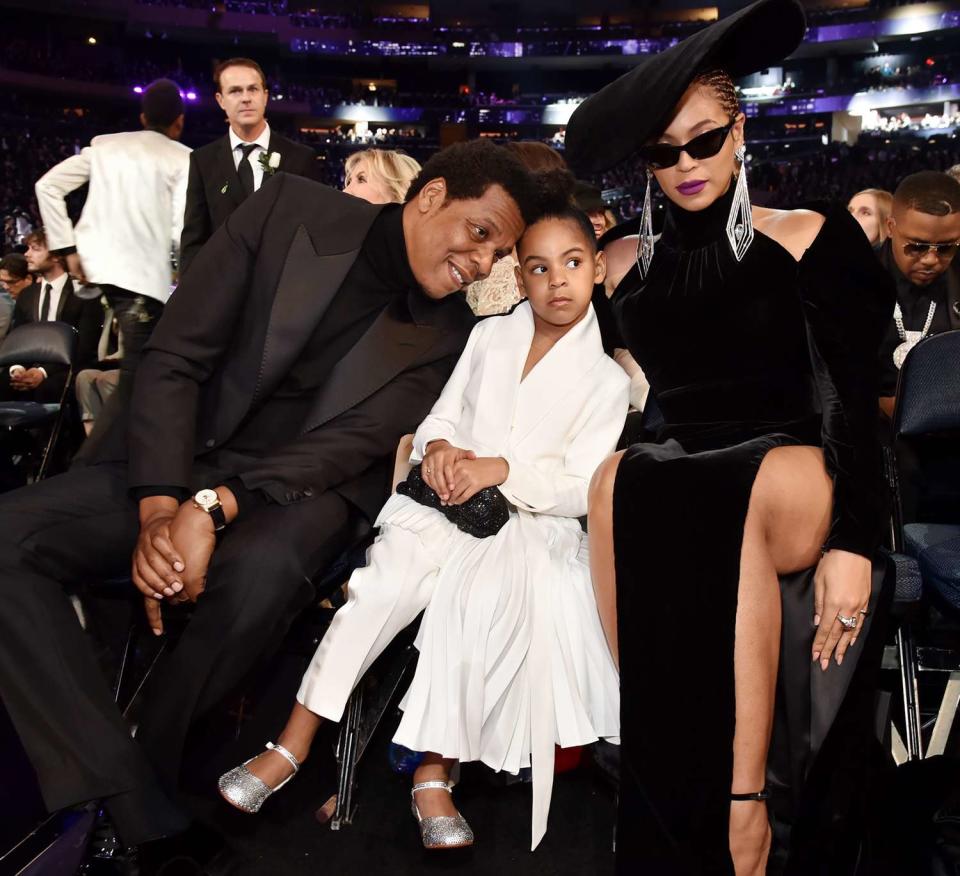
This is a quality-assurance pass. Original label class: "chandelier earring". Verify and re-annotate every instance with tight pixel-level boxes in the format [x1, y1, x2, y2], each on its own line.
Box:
[725, 143, 754, 261]
[636, 168, 655, 279]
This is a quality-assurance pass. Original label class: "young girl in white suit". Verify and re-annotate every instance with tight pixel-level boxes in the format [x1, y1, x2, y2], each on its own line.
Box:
[218, 195, 630, 852]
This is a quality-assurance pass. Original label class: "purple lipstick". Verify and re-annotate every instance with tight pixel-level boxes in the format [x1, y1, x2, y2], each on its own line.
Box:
[677, 180, 707, 196]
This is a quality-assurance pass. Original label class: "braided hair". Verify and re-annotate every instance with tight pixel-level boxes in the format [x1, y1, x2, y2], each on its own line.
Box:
[692, 69, 741, 121]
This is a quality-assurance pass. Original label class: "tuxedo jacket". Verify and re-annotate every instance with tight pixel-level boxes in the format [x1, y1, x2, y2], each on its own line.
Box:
[179, 131, 317, 278]
[4, 279, 103, 401]
[112, 174, 475, 522]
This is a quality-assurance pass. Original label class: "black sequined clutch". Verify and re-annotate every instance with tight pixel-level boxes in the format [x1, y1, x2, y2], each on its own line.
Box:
[396, 464, 510, 539]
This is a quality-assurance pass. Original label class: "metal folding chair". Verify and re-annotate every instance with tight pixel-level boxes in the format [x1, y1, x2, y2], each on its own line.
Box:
[887, 329, 960, 761]
[0, 321, 78, 481]
[322, 435, 418, 830]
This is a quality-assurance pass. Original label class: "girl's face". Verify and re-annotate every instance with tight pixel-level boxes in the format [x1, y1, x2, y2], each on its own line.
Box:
[343, 158, 394, 204]
[515, 217, 606, 330]
[648, 83, 745, 213]
[848, 193, 882, 245]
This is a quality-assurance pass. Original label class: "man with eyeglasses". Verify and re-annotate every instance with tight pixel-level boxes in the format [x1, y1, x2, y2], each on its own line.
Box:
[877, 170, 960, 420]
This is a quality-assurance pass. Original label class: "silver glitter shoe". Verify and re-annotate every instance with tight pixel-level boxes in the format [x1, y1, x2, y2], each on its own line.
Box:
[217, 741, 300, 814]
[410, 780, 474, 849]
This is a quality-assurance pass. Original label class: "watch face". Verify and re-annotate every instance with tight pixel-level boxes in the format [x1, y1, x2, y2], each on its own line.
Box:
[195, 488, 219, 509]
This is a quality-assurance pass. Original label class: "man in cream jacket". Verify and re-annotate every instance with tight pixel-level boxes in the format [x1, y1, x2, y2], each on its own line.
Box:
[35, 79, 191, 430]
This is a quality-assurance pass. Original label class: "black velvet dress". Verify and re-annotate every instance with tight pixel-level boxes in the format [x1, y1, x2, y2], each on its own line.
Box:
[611, 187, 896, 874]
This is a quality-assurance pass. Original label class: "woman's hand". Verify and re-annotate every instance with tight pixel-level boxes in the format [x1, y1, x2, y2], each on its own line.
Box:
[446, 457, 509, 506]
[812, 548, 872, 671]
[421, 440, 476, 501]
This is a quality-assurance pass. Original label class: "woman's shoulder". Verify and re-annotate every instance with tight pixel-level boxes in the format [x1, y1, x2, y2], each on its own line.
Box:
[754, 206, 826, 262]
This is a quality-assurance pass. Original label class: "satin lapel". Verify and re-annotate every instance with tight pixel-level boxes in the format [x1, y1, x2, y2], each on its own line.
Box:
[512, 305, 603, 443]
[302, 303, 443, 432]
[253, 224, 361, 405]
[216, 136, 244, 208]
[470, 303, 532, 453]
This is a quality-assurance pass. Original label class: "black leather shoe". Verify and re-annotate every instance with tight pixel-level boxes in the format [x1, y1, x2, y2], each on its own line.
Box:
[80, 812, 225, 876]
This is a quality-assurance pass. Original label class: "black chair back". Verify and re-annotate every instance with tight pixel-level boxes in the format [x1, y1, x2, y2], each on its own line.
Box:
[0, 321, 78, 369]
[892, 330, 960, 526]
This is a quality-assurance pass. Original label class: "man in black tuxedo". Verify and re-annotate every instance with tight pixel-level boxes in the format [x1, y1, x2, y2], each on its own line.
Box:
[0, 229, 101, 402]
[0, 139, 536, 857]
[179, 57, 317, 277]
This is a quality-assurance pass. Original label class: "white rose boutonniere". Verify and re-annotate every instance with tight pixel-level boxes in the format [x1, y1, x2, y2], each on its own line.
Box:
[259, 151, 281, 175]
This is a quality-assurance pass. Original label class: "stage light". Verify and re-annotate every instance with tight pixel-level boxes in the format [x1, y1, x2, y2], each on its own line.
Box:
[87, 37, 97, 45]
[133, 86, 143, 94]
[186, 91, 197, 101]
[368, 83, 377, 91]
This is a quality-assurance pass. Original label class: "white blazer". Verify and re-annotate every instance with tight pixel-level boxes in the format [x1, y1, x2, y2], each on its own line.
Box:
[35, 130, 191, 304]
[412, 300, 630, 518]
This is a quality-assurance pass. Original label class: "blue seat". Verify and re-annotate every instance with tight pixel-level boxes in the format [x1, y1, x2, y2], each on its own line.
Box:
[0, 401, 61, 429]
[903, 523, 960, 613]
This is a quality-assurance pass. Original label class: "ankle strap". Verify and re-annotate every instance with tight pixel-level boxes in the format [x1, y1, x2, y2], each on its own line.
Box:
[266, 741, 300, 773]
[730, 789, 769, 801]
[411, 781, 451, 795]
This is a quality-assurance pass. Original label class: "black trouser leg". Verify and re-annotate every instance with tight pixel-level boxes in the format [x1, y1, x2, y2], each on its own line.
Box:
[83, 287, 164, 453]
[135, 490, 357, 790]
[0, 464, 187, 845]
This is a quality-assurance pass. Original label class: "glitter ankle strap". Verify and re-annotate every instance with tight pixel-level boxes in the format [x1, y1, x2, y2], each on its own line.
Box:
[265, 741, 300, 773]
[411, 781, 452, 796]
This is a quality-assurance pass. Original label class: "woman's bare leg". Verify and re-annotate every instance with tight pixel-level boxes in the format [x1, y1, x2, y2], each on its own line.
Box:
[588, 450, 626, 669]
[412, 753, 459, 818]
[729, 446, 832, 875]
[243, 702, 324, 788]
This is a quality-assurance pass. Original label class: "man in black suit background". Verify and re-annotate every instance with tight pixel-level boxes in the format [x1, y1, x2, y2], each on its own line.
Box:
[0, 140, 538, 861]
[1, 228, 101, 402]
[179, 57, 317, 277]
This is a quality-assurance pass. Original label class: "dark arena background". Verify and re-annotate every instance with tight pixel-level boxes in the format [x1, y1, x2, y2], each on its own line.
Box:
[0, 1, 959, 874]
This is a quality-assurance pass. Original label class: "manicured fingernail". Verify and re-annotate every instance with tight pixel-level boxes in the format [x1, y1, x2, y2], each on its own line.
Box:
[174, 561, 184, 572]
[813, 614, 820, 626]
[820, 658, 829, 671]
[163, 587, 174, 597]
[172, 582, 183, 593]
[154, 592, 164, 600]
[836, 654, 843, 665]
[812, 651, 820, 661]
[153, 628, 162, 636]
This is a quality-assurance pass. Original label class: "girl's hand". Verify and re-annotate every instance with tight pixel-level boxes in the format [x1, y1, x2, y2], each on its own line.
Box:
[422, 440, 476, 501]
[812, 548, 872, 671]
[446, 457, 509, 506]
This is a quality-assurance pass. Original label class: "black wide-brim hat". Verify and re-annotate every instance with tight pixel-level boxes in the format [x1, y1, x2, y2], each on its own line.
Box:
[565, 0, 806, 174]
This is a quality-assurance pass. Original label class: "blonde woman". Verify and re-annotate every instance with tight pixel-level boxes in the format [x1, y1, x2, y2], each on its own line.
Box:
[343, 148, 421, 204]
[847, 188, 893, 246]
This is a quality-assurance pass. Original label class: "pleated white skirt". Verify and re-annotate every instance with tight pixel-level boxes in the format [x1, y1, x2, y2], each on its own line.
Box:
[297, 493, 619, 846]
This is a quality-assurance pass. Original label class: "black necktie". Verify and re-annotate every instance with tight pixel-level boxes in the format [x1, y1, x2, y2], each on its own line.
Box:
[238, 143, 258, 198]
[39, 283, 52, 321]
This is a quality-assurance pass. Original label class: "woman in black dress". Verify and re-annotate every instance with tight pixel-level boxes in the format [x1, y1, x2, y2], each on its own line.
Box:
[565, 1, 896, 873]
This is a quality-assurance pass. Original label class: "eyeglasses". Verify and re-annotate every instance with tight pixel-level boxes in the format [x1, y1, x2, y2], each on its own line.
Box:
[901, 240, 960, 259]
[638, 123, 734, 170]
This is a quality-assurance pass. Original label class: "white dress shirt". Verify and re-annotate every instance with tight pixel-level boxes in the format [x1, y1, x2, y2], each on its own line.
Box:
[38, 272, 69, 321]
[35, 129, 191, 304]
[229, 123, 271, 193]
